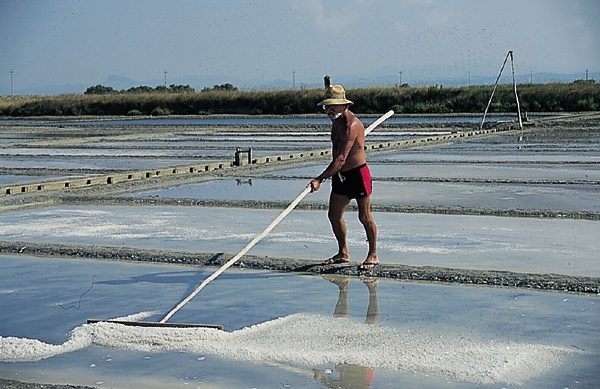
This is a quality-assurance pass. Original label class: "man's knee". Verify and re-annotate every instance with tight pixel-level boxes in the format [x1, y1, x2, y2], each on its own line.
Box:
[328, 208, 343, 223]
[358, 211, 373, 226]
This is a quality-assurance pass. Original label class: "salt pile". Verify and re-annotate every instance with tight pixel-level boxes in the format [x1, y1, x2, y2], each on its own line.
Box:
[0, 312, 574, 385]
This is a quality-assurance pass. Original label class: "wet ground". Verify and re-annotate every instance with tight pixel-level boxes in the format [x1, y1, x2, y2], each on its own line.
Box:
[1, 255, 598, 389]
[0, 113, 599, 388]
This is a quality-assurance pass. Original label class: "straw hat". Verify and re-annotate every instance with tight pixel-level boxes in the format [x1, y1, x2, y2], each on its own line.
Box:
[317, 84, 353, 106]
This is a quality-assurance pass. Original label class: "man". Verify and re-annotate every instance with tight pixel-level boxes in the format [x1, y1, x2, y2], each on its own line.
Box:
[309, 84, 379, 270]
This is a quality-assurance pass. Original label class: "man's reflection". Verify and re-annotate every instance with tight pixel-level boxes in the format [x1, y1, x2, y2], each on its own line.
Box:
[314, 275, 378, 389]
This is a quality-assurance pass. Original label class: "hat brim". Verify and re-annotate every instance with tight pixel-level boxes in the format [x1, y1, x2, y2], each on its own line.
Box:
[317, 98, 353, 106]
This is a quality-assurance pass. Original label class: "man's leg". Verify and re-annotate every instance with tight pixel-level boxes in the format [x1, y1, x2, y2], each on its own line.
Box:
[326, 191, 351, 262]
[357, 196, 379, 268]
[363, 277, 379, 324]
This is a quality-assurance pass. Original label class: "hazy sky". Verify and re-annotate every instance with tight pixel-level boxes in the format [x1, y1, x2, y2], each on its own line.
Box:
[1, 0, 599, 93]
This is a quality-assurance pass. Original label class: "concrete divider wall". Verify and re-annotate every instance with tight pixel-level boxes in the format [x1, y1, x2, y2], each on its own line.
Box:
[1, 127, 502, 197]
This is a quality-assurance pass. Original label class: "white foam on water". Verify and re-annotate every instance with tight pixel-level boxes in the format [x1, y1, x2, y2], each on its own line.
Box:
[0, 313, 574, 385]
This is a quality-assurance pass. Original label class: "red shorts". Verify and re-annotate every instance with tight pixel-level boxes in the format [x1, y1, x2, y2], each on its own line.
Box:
[332, 163, 372, 199]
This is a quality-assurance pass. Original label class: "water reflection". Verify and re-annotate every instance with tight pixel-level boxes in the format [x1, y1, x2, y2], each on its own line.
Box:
[235, 178, 253, 186]
[314, 275, 378, 389]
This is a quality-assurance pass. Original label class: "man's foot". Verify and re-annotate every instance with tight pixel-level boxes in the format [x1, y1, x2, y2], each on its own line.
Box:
[321, 253, 350, 265]
[357, 257, 379, 271]
[323, 274, 351, 288]
[361, 276, 379, 288]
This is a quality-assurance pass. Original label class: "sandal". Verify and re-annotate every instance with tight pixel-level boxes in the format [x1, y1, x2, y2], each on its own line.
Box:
[357, 261, 379, 271]
[321, 255, 350, 265]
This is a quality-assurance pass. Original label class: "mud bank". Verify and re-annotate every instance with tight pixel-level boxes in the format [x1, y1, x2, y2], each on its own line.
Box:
[0, 378, 94, 389]
[2, 241, 598, 294]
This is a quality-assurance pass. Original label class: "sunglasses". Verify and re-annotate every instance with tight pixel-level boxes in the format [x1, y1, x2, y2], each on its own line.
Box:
[322, 105, 343, 111]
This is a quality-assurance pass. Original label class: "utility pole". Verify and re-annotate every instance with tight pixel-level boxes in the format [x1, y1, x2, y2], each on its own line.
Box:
[530, 69, 533, 84]
[292, 70, 296, 89]
[586, 69, 589, 81]
[398, 71, 402, 86]
[163, 70, 167, 87]
[10, 69, 14, 96]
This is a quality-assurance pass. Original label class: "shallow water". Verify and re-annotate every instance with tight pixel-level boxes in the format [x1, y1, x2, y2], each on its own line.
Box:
[0, 156, 201, 171]
[1, 114, 598, 388]
[125, 175, 600, 212]
[269, 162, 600, 181]
[370, 149, 600, 163]
[0, 175, 49, 186]
[0, 255, 597, 388]
[1, 205, 598, 276]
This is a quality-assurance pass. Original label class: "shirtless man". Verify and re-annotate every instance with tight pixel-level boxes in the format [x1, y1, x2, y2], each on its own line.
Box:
[309, 84, 379, 270]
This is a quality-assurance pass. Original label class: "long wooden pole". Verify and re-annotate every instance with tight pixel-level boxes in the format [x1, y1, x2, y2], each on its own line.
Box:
[480, 51, 511, 131]
[509, 51, 524, 129]
[160, 109, 395, 323]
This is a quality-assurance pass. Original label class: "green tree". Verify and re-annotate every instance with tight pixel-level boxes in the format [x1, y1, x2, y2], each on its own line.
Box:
[84, 85, 115, 94]
[126, 85, 154, 93]
[203, 83, 238, 92]
[168, 84, 195, 93]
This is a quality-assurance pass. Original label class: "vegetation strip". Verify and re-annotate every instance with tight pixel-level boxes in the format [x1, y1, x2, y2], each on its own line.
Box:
[0, 378, 95, 389]
[1, 83, 598, 116]
[1, 241, 597, 294]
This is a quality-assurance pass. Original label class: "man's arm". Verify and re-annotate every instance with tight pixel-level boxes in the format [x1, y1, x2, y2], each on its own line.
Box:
[309, 122, 360, 192]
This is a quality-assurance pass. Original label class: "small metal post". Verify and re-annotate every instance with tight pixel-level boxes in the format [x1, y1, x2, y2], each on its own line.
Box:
[234, 148, 241, 166]
[10, 69, 14, 96]
[234, 147, 252, 166]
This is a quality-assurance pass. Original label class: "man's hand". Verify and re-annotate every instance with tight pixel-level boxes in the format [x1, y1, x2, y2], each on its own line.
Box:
[309, 178, 321, 193]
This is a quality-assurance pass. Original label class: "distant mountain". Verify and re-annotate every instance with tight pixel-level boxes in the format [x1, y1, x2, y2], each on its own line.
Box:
[98, 70, 600, 90]
[333, 71, 599, 88]
[1, 83, 89, 96]
[102, 74, 253, 91]
[524, 71, 599, 85]
[1, 71, 596, 96]
[104, 74, 141, 90]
